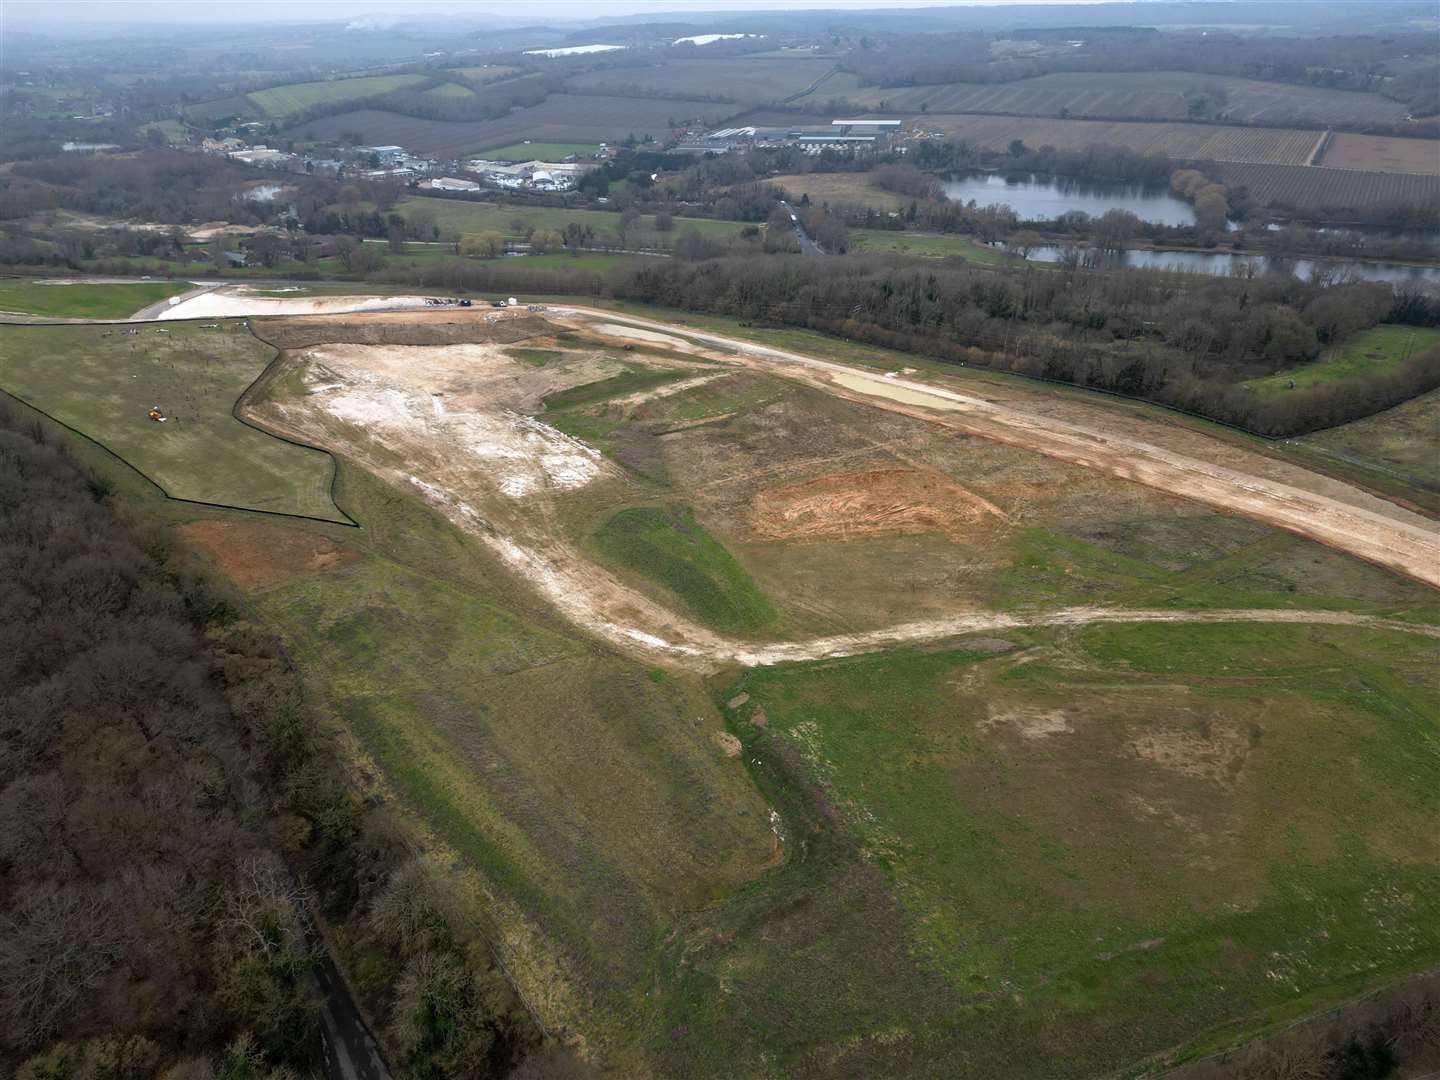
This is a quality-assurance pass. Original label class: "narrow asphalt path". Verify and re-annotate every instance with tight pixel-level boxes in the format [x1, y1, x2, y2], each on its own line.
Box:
[314, 950, 391, 1080]
[778, 200, 826, 256]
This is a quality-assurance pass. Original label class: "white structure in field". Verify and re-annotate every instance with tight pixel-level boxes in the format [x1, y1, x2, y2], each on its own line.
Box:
[524, 44, 626, 57]
[426, 177, 480, 192]
[673, 33, 759, 46]
[831, 119, 903, 136]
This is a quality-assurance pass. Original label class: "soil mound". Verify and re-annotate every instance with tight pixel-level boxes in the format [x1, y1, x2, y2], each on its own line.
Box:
[749, 468, 1001, 542]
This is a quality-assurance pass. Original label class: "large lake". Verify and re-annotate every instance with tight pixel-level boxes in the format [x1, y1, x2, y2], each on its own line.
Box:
[1014, 244, 1440, 287]
[944, 172, 1197, 226]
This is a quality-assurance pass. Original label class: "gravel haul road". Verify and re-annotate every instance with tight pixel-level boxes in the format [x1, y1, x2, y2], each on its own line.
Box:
[558, 308, 1440, 590]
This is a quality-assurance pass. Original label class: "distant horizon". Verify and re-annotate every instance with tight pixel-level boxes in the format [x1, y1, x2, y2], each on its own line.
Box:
[4, 0, 1132, 30]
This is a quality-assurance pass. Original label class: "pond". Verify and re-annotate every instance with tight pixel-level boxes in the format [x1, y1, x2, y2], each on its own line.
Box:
[943, 171, 1197, 227]
[1013, 243, 1440, 287]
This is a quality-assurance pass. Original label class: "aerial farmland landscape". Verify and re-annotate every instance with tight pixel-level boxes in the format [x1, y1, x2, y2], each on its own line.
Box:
[1, 2, 1438, 1079]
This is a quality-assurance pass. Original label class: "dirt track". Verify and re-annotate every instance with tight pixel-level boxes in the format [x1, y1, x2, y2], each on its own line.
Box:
[555, 307, 1440, 589]
[237, 305, 1439, 672]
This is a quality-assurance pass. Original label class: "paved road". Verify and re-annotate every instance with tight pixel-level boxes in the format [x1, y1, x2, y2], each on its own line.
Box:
[778, 201, 826, 256]
[314, 950, 391, 1080]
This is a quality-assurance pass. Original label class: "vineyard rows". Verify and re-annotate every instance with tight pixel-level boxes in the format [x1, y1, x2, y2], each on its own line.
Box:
[1216, 162, 1440, 209]
[826, 71, 1410, 128]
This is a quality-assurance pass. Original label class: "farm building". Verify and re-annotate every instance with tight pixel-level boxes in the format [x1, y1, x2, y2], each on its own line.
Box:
[228, 147, 295, 168]
[465, 159, 593, 191]
[831, 118, 903, 136]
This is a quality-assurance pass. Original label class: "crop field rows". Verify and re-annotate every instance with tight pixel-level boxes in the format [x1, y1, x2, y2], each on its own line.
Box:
[565, 56, 843, 106]
[285, 94, 734, 157]
[823, 71, 1411, 128]
[1318, 132, 1440, 176]
[1217, 161, 1440, 209]
[917, 113, 1323, 165]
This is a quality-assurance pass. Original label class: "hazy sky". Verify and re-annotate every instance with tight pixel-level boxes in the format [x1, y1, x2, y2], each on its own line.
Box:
[4, 0, 1121, 28]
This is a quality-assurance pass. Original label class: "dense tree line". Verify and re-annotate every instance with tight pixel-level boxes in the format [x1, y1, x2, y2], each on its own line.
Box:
[6, 153, 332, 226]
[0, 408, 562, 1078]
[0, 417, 316, 1074]
[375, 246, 1440, 436]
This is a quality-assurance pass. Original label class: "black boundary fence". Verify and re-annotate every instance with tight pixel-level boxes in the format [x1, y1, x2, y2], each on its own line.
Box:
[0, 314, 360, 529]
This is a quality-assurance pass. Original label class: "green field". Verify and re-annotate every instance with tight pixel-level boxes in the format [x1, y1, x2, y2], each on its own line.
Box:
[247, 74, 428, 119]
[477, 141, 598, 160]
[1248, 323, 1440, 394]
[851, 229, 1022, 264]
[450, 65, 522, 83]
[0, 278, 193, 318]
[594, 504, 779, 637]
[425, 81, 477, 99]
[394, 195, 750, 246]
[705, 618, 1440, 1075]
[0, 323, 346, 521]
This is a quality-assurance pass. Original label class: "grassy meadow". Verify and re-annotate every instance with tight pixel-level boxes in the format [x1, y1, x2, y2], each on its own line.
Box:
[1247, 323, 1440, 394]
[247, 73, 428, 119]
[0, 322, 346, 520]
[850, 228, 1023, 264]
[704, 617, 1440, 1076]
[0, 278, 194, 318]
[395, 194, 750, 245]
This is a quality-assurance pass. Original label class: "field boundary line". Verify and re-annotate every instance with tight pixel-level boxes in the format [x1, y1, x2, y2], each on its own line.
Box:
[776, 64, 840, 106]
[233, 334, 362, 528]
[0, 340, 360, 529]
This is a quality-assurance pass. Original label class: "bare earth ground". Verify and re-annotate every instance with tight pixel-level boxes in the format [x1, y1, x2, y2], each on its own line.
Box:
[158, 286, 444, 321]
[551, 306, 1440, 588]
[235, 305, 1440, 673]
[175, 519, 358, 590]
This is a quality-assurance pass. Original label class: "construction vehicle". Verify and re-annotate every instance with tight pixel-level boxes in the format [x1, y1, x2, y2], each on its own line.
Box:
[147, 406, 167, 423]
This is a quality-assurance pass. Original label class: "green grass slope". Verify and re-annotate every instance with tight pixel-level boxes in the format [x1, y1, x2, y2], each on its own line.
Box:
[694, 619, 1440, 1077]
[594, 504, 779, 637]
[248, 74, 428, 119]
[0, 279, 193, 319]
[1248, 324, 1440, 395]
[0, 322, 346, 521]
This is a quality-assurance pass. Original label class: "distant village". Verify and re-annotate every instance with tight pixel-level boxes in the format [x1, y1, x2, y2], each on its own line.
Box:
[184, 116, 905, 197]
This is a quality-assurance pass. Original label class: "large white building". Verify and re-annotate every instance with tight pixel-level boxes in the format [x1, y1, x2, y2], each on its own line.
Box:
[425, 177, 481, 192]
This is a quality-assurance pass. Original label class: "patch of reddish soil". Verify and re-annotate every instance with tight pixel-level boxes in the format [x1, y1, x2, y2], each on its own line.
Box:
[176, 520, 358, 590]
[749, 467, 1003, 541]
